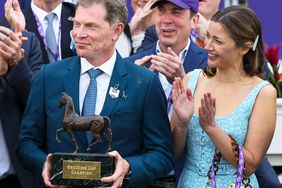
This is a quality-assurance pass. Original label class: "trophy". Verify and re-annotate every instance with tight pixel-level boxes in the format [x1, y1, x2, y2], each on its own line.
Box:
[50, 93, 114, 187]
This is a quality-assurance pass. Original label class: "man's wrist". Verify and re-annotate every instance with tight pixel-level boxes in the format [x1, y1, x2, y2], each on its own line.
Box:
[10, 54, 24, 69]
[124, 159, 131, 179]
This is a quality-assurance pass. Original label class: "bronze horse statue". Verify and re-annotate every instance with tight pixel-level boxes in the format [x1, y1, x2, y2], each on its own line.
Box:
[56, 92, 112, 153]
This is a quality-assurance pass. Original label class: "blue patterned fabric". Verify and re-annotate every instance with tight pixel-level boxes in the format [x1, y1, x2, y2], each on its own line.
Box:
[178, 69, 269, 188]
[82, 68, 102, 143]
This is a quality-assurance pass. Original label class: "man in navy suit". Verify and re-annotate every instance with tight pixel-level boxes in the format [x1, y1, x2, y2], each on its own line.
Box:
[127, 0, 207, 118]
[126, 0, 207, 186]
[17, 0, 174, 187]
[1, 0, 75, 64]
[0, 26, 42, 187]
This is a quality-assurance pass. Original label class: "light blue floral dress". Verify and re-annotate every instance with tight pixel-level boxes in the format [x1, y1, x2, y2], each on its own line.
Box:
[177, 69, 269, 188]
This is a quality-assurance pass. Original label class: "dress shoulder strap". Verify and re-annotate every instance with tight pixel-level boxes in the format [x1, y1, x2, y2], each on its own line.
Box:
[187, 69, 202, 95]
[239, 80, 271, 116]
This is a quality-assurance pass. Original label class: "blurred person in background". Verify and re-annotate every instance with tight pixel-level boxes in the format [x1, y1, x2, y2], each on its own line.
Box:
[0, 24, 43, 187]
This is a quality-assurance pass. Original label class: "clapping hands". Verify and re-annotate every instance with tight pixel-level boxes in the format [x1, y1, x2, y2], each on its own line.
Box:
[0, 25, 26, 75]
[198, 93, 217, 131]
[172, 77, 194, 123]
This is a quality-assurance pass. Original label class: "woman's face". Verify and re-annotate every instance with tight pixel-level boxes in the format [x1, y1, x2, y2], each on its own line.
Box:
[204, 21, 243, 69]
[131, 0, 149, 12]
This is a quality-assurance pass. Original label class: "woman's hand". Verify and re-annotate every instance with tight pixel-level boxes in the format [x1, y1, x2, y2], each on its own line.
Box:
[198, 92, 216, 131]
[172, 77, 194, 123]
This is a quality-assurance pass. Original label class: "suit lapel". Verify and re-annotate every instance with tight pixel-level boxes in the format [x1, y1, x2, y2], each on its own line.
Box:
[62, 56, 88, 146]
[183, 41, 205, 72]
[63, 56, 81, 114]
[61, 2, 75, 59]
[100, 53, 128, 117]
[24, 8, 49, 64]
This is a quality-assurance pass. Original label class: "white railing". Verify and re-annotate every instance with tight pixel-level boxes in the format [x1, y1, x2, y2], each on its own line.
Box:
[266, 99, 282, 166]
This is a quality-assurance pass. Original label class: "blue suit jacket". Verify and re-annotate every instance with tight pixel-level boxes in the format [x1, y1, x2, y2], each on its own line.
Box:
[127, 40, 208, 182]
[137, 25, 158, 53]
[0, 31, 42, 188]
[127, 40, 208, 73]
[17, 53, 174, 187]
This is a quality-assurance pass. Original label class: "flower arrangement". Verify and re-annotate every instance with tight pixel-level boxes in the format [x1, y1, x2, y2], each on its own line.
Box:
[265, 44, 282, 98]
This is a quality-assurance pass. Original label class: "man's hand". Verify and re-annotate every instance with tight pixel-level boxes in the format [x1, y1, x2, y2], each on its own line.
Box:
[151, 47, 185, 84]
[5, 0, 26, 31]
[134, 55, 152, 67]
[0, 26, 25, 68]
[0, 55, 8, 75]
[100, 150, 130, 188]
[42, 154, 67, 188]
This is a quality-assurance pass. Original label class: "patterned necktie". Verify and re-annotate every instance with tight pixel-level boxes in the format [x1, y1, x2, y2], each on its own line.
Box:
[45, 13, 58, 62]
[82, 69, 103, 144]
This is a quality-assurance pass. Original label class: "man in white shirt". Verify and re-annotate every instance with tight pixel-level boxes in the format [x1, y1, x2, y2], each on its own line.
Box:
[2, 0, 75, 64]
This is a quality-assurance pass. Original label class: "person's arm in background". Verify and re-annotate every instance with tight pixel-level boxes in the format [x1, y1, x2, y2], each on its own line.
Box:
[129, 0, 156, 53]
[0, 26, 24, 75]
[5, 30, 42, 107]
[4, 0, 26, 31]
[0, 24, 42, 107]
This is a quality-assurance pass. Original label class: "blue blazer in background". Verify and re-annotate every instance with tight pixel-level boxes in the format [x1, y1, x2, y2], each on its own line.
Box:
[0, 2, 76, 64]
[127, 39, 208, 183]
[17, 53, 174, 187]
[136, 25, 158, 53]
[127, 40, 208, 73]
[0, 31, 43, 188]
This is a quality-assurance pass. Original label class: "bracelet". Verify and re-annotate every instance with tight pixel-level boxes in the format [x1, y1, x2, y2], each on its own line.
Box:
[15, 59, 22, 66]
[228, 134, 239, 161]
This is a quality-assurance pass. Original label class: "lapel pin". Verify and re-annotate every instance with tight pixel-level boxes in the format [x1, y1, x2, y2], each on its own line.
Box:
[122, 91, 127, 99]
[109, 84, 120, 99]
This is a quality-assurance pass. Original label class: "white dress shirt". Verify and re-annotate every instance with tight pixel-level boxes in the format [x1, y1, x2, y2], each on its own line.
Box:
[31, 1, 62, 60]
[0, 120, 15, 180]
[79, 51, 117, 115]
[156, 39, 191, 119]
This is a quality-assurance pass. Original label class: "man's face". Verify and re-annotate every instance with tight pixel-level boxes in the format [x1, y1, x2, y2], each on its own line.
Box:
[199, 0, 221, 20]
[155, 2, 192, 51]
[72, 4, 118, 61]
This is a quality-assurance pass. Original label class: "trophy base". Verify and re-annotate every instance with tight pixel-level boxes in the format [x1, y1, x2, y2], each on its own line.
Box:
[51, 152, 114, 187]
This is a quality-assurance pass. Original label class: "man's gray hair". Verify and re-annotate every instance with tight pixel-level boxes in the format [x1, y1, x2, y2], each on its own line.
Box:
[77, 0, 128, 25]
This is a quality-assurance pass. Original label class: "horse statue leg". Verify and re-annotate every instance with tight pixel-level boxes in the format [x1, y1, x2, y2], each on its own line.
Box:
[56, 128, 64, 143]
[66, 129, 79, 153]
[103, 117, 112, 152]
[86, 134, 102, 151]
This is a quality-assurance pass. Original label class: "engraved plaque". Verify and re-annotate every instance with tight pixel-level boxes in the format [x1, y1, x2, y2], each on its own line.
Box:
[62, 160, 101, 180]
[51, 153, 113, 186]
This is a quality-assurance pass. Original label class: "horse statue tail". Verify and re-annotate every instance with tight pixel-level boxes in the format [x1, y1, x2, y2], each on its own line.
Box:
[102, 116, 112, 152]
